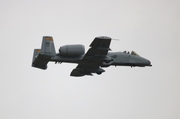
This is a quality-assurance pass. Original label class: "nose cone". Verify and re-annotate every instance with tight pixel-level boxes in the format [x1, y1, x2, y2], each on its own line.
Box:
[131, 55, 152, 67]
[145, 59, 152, 66]
[140, 57, 152, 66]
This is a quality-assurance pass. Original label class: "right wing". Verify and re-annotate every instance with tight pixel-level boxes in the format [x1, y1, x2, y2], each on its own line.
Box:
[70, 36, 112, 76]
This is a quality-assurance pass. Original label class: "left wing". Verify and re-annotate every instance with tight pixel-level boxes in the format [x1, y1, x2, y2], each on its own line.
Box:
[70, 36, 112, 77]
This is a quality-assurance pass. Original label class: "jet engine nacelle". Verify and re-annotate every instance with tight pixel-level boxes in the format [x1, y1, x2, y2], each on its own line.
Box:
[59, 44, 85, 57]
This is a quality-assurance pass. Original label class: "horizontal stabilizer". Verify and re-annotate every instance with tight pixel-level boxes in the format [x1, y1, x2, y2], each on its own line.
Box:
[32, 49, 52, 69]
[32, 36, 56, 70]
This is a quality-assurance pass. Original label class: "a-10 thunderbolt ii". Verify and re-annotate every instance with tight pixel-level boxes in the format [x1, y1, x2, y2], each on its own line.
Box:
[32, 36, 152, 77]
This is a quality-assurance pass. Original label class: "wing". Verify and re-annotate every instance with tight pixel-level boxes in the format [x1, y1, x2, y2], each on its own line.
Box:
[70, 36, 112, 77]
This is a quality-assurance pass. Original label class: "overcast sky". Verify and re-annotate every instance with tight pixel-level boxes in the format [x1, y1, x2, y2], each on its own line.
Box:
[0, 0, 180, 119]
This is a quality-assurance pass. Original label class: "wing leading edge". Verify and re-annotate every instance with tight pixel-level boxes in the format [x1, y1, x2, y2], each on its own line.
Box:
[70, 36, 111, 77]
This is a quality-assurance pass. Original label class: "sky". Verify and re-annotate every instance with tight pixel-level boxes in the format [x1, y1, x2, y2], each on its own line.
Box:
[0, 0, 180, 119]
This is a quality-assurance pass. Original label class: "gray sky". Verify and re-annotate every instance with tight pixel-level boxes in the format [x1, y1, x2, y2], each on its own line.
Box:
[0, 0, 180, 119]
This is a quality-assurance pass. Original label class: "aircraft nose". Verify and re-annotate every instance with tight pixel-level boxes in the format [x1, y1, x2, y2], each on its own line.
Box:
[130, 56, 152, 67]
[145, 59, 152, 66]
[137, 57, 152, 66]
[148, 60, 152, 66]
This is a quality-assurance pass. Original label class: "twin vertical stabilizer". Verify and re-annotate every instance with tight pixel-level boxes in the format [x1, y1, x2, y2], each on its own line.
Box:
[32, 36, 56, 69]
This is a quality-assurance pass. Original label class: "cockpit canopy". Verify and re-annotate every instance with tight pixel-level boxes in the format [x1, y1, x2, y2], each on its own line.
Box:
[131, 51, 140, 56]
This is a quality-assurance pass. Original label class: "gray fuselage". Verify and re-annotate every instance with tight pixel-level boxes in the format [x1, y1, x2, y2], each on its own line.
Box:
[50, 51, 151, 67]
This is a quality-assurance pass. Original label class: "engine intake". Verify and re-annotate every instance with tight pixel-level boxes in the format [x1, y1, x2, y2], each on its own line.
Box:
[59, 44, 85, 57]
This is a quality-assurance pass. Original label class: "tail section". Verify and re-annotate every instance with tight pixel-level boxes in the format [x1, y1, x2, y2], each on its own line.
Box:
[32, 36, 56, 70]
[41, 36, 56, 56]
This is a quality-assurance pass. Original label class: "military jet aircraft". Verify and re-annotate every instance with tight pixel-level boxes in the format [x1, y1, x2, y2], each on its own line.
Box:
[32, 36, 152, 77]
